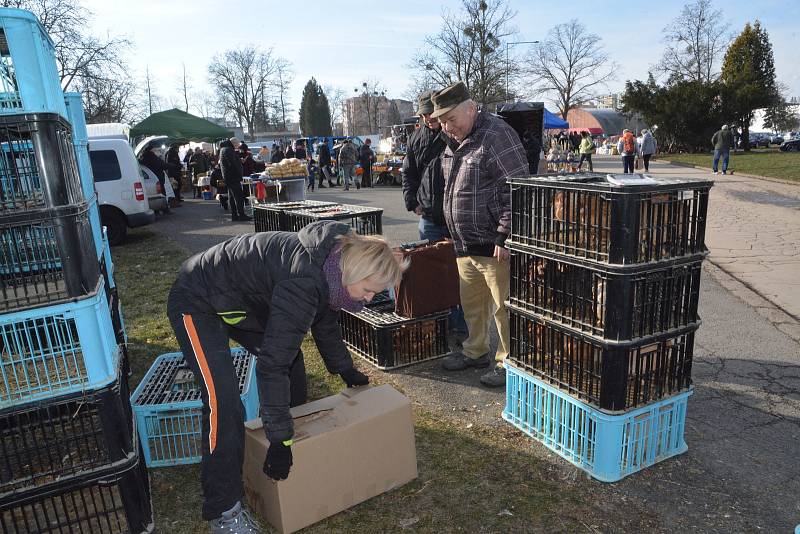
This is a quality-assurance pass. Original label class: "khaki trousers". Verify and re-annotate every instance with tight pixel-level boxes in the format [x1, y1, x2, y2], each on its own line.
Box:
[456, 255, 510, 363]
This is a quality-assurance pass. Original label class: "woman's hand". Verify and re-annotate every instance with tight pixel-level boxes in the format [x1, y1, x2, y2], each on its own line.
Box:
[339, 367, 369, 388]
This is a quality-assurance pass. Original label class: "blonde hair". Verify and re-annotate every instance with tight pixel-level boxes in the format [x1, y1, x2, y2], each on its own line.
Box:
[338, 231, 409, 287]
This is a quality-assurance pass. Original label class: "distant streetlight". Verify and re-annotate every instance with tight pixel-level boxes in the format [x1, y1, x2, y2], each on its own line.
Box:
[506, 40, 539, 101]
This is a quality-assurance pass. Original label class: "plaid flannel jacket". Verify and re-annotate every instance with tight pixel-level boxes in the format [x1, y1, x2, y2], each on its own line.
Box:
[442, 111, 528, 256]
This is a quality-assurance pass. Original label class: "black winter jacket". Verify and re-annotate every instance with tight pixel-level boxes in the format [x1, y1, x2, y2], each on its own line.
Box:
[140, 150, 168, 180]
[402, 124, 446, 226]
[318, 143, 331, 167]
[219, 140, 243, 183]
[167, 221, 356, 443]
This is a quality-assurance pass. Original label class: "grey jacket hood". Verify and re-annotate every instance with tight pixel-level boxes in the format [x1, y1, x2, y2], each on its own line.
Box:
[298, 220, 352, 266]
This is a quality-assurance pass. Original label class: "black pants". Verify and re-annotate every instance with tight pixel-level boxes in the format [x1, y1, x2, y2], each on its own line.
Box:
[623, 155, 636, 173]
[361, 164, 371, 188]
[167, 304, 307, 520]
[172, 174, 183, 200]
[579, 154, 593, 172]
[643, 153, 652, 171]
[528, 156, 540, 175]
[227, 180, 246, 219]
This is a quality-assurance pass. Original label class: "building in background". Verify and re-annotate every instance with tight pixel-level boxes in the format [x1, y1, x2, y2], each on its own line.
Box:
[342, 95, 413, 136]
[594, 93, 624, 111]
[565, 107, 647, 137]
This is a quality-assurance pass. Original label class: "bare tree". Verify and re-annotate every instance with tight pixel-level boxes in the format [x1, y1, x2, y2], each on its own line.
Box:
[78, 75, 143, 124]
[178, 63, 191, 112]
[408, 0, 517, 106]
[525, 19, 616, 119]
[353, 79, 385, 134]
[144, 67, 155, 115]
[657, 0, 731, 83]
[323, 84, 347, 132]
[208, 46, 283, 137]
[270, 58, 293, 131]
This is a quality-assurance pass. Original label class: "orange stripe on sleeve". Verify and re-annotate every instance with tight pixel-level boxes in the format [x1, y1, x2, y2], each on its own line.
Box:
[182, 314, 218, 453]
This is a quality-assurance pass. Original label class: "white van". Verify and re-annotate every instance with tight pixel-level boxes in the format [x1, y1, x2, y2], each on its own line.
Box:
[88, 138, 156, 245]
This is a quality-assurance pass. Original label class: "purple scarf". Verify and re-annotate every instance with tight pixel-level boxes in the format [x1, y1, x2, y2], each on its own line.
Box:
[323, 246, 364, 313]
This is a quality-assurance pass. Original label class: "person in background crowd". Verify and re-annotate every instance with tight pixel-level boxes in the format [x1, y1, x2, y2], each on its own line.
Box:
[271, 144, 285, 164]
[402, 89, 468, 346]
[167, 220, 405, 533]
[521, 129, 542, 174]
[433, 81, 528, 388]
[140, 145, 170, 196]
[617, 129, 638, 173]
[307, 157, 318, 192]
[338, 139, 359, 191]
[189, 147, 210, 198]
[285, 142, 296, 159]
[317, 140, 334, 188]
[165, 144, 184, 203]
[220, 137, 251, 222]
[711, 124, 734, 175]
[639, 129, 657, 172]
[294, 140, 307, 161]
[240, 142, 255, 177]
[256, 145, 270, 163]
[578, 131, 595, 172]
[359, 138, 375, 188]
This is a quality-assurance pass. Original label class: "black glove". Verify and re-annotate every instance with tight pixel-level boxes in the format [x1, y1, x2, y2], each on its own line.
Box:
[263, 441, 293, 481]
[339, 367, 369, 388]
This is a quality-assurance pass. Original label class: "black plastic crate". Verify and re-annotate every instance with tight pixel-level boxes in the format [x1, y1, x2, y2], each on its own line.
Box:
[0, 113, 84, 214]
[253, 200, 338, 232]
[508, 173, 712, 265]
[508, 308, 695, 412]
[0, 447, 153, 533]
[340, 301, 449, 369]
[509, 247, 703, 341]
[286, 204, 383, 235]
[0, 358, 134, 496]
[0, 202, 100, 311]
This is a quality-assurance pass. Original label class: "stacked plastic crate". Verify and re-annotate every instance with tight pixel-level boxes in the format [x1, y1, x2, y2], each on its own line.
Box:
[502, 172, 713, 482]
[0, 8, 152, 532]
[253, 201, 383, 235]
[130, 348, 260, 467]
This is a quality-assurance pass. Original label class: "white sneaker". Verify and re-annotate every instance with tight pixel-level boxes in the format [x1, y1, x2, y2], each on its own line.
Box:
[713, 171, 719, 175]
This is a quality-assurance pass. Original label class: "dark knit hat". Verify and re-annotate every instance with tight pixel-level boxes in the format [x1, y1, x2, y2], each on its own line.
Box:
[416, 90, 435, 115]
[431, 81, 470, 118]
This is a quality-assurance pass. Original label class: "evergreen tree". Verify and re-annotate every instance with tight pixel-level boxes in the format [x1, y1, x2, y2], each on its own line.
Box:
[763, 102, 800, 134]
[721, 21, 779, 150]
[299, 78, 334, 136]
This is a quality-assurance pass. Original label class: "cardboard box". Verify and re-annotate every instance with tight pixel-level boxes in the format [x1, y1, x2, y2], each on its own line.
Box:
[243, 385, 418, 533]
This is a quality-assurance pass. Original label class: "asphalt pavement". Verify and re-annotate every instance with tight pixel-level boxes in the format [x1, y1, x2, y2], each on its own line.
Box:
[143, 157, 799, 532]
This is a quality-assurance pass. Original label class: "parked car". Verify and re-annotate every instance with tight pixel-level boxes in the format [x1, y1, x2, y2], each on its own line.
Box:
[769, 135, 784, 145]
[138, 164, 169, 214]
[779, 138, 800, 152]
[88, 138, 156, 245]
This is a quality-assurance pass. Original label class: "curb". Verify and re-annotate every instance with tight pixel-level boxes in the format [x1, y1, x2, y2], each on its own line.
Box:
[657, 159, 798, 186]
[703, 261, 800, 344]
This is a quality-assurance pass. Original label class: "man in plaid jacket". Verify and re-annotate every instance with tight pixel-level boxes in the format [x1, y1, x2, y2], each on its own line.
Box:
[431, 81, 528, 387]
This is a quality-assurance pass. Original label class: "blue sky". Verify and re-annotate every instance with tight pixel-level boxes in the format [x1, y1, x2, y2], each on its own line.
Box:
[82, 0, 799, 120]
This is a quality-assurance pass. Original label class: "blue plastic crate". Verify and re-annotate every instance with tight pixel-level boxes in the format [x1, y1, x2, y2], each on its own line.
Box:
[63, 92, 103, 256]
[0, 281, 119, 409]
[0, 8, 66, 118]
[130, 348, 259, 467]
[503, 363, 691, 482]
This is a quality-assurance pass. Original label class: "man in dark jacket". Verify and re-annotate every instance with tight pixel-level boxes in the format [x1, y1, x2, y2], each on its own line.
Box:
[317, 140, 334, 187]
[711, 124, 734, 175]
[166, 144, 183, 202]
[359, 138, 375, 188]
[402, 91, 448, 239]
[140, 146, 169, 194]
[432, 82, 528, 388]
[167, 221, 396, 532]
[189, 147, 210, 198]
[220, 137, 251, 222]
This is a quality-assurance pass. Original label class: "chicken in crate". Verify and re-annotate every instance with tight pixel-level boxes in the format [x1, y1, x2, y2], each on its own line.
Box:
[339, 299, 450, 370]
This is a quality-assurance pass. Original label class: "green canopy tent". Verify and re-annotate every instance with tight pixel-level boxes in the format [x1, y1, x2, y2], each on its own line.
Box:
[129, 108, 234, 142]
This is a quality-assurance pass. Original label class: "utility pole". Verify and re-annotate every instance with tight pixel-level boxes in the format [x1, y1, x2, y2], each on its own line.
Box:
[145, 67, 153, 115]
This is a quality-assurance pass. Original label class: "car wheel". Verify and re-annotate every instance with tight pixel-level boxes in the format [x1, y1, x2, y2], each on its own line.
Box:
[101, 208, 128, 246]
